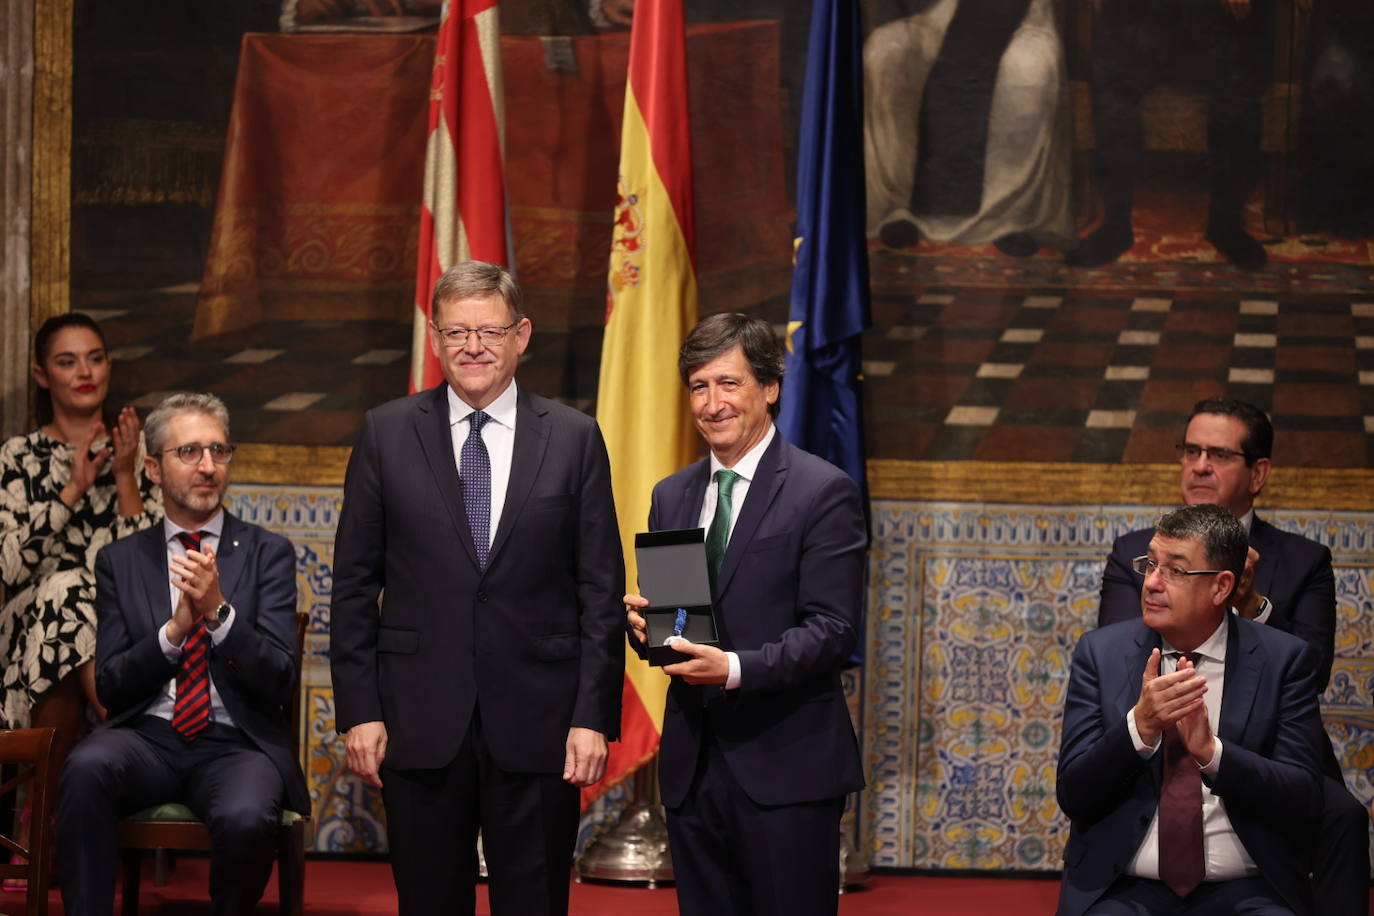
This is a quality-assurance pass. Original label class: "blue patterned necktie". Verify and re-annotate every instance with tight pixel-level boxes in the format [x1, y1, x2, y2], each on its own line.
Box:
[460, 410, 493, 569]
[705, 469, 741, 585]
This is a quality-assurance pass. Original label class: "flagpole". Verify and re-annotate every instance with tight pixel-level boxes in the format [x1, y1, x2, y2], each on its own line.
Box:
[575, 757, 674, 887]
[577, 0, 697, 888]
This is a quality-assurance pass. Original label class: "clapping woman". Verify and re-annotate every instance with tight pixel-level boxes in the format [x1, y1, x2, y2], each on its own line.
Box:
[0, 313, 161, 768]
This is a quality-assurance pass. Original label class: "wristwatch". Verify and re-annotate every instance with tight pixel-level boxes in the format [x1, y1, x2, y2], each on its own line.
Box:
[206, 601, 233, 631]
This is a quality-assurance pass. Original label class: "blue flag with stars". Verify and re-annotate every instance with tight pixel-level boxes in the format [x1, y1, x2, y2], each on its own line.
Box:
[778, 0, 871, 505]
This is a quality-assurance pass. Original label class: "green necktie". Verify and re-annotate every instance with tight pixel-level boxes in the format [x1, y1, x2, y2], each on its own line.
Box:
[705, 469, 741, 584]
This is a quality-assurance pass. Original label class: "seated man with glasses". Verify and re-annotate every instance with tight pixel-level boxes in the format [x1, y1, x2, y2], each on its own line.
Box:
[56, 392, 308, 914]
[1097, 397, 1367, 915]
[1060, 503, 1327, 915]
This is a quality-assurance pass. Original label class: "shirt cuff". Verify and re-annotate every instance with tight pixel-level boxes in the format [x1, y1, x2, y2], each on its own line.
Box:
[1252, 596, 1272, 625]
[1199, 737, 1221, 774]
[725, 651, 741, 690]
[207, 606, 235, 645]
[1127, 707, 1161, 757]
[159, 621, 182, 661]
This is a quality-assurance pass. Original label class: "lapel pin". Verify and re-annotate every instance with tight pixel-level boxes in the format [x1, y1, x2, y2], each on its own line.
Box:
[233, 540, 240, 547]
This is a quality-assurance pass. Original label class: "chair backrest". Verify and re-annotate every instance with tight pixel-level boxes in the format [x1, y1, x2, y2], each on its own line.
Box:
[0, 727, 58, 916]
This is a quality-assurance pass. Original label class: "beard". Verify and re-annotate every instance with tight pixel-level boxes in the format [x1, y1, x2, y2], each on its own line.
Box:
[162, 473, 227, 516]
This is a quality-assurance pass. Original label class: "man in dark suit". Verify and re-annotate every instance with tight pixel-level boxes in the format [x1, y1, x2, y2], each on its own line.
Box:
[624, 313, 866, 916]
[57, 392, 308, 914]
[330, 261, 624, 915]
[1098, 399, 1334, 679]
[1059, 504, 1327, 915]
[1097, 398, 1367, 915]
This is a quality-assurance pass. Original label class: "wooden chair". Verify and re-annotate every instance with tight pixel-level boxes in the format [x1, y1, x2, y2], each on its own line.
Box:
[0, 728, 58, 916]
[115, 613, 310, 916]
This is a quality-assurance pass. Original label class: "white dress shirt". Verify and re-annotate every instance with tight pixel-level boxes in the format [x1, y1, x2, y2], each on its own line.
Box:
[1125, 618, 1260, 882]
[152, 511, 238, 729]
[447, 380, 519, 551]
[696, 424, 776, 690]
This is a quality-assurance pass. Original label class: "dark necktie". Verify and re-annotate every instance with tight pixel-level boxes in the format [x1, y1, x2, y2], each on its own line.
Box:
[705, 469, 740, 585]
[1158, 651, 1205, 898]
[460, 410, 493, 569]
[172, 530, 212, 741]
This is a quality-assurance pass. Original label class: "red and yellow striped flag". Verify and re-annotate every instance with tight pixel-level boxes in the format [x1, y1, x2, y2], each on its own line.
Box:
[588, 0, 699, 805]
[410, 0, 510, 393]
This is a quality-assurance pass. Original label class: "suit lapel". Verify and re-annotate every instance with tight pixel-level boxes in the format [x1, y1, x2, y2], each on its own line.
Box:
[1117, 626, 1160, 719]
[673, 462, 711, 531]
[216, 513, 248, 603]
[413, 384, 479, 569]
[715, 434, 786, 598]
[1219, 613, 1259, 744]
[1248, 515, 1278, 601]
[489, 387, 550, 568]
[1120, 626, 1163, 787]
[137, 524, 171, 633]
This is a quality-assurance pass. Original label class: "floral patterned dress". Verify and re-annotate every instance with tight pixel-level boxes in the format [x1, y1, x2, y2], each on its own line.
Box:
[0, 431, 161, 728]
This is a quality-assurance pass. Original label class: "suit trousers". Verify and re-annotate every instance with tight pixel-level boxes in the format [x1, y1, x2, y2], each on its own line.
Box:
[1313, 773, 1371, 916]
[380, 712, 579, 916]
[1087, 874, 1294, 915]
[665, 729, 845, 916]
[56, 716, 284, 916]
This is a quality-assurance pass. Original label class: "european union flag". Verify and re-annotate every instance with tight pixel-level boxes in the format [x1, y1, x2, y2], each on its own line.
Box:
[778, 0, 871, 508]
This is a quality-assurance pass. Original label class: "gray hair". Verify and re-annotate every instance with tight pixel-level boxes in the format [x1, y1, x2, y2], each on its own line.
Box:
[431, 261, 523, 324]
[1155, 503, 1248, 592]
[144, 393, 231, 456]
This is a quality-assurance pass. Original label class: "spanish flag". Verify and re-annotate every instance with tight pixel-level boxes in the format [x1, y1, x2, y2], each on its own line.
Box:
[590, 0, 699, 805]
[410, 0, 511, 393]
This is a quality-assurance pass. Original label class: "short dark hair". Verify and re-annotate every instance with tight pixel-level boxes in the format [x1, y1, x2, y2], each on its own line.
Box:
[33, 312, 108, 426]
[1187, 398, 1273, 463]
[1155, 503, 1248, 601]
[678, 313, 785, 417]
[431, 261, 524, 324]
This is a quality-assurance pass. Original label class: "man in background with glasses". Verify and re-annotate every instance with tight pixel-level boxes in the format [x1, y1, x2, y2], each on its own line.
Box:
[1059, 503, 1327, 915]
[1098, 398, 1333, 669]
[330, 261, 624, 915]
[1096, 397, 1367, 915]
[57, 392, 308, 914]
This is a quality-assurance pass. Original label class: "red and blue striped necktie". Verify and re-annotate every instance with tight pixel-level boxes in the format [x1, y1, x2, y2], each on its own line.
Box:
[172, 530, 212, 740]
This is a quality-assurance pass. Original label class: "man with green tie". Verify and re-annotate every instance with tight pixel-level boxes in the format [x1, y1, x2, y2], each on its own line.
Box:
[624, 313, 867, 916]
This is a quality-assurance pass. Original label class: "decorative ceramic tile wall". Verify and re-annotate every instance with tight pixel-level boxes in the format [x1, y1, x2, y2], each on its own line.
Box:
[861, 501, 1374, 871]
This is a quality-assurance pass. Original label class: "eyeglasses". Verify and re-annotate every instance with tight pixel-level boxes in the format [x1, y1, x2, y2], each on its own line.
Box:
[164, 443, 235, 465]
[431, 320, 519, 348]
[1176, 443, 1247, 465]
[1131, 556, 1222, 583]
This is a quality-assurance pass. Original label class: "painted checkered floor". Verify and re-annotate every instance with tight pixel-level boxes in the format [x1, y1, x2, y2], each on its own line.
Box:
[81, 282, 1374, 465]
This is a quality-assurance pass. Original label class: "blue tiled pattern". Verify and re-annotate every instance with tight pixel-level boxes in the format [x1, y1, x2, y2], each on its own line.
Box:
[861, 502, 1374, 872]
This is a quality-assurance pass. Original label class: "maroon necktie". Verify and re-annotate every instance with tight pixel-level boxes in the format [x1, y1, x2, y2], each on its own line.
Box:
[172, 531, 212, 740]
[1158, 652, 1205, 898]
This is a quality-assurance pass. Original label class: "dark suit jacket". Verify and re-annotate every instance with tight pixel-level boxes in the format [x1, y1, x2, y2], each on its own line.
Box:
[93, 513, 309, 814]
[329, 384, 624, 774]
[1097, 516, 1336, 689]
[1056, 615, 1326, 916]
[639, 434, 866, 808]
